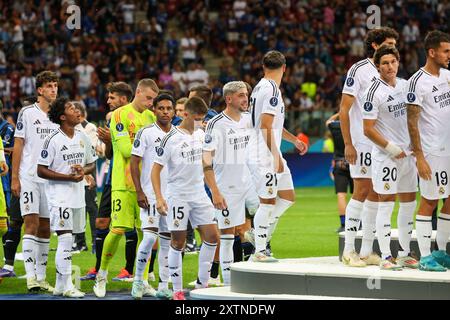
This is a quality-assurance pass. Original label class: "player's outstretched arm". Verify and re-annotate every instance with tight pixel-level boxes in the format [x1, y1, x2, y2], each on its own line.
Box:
[282, 128, 307, 155]
[151, 162, 167, 215]
[202, 150, 227, 210]
[407, 103, 431, 180]
[363, 119, 405, 159]
[325, 112, 339, 126]
[339, 94, 356, 164]
[11, 137, 24, 197]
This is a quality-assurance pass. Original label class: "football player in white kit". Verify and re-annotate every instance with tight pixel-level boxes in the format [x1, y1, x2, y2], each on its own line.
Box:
[248, 51, 307, 262]
[339, 28, 399, 267]
[362, 45, 419, 270]
[202, 81, 255, 285]
[151, 96, 219, 300]
[37, 97, 97, 297]
[11, 71, 59, 292]
[406, 30, 450, 271]
[130, 93, 174, 299]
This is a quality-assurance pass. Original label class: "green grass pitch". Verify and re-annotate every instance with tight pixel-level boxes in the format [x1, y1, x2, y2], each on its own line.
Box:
[0, 186, 403, 295]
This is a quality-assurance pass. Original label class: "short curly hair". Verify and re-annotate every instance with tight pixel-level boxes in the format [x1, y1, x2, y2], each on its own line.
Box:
[48, 97, 70, 125]
[365, 27, 399, 57]
[36, 71, 59, 91]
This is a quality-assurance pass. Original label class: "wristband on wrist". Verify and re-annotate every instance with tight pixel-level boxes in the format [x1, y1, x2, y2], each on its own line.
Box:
[385, 141, 403, 157]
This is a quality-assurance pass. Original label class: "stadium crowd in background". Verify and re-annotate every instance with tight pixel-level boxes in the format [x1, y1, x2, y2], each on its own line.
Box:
[0, 0, 448, 138]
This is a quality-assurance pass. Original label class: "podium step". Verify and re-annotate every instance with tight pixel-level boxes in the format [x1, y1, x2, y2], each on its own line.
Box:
[227, 257, 450, 299]
[190, 286, 375, 300]
[338, 229, 449, 261]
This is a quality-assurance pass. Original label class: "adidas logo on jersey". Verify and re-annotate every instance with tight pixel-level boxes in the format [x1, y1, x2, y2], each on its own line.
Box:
[347, 227, 358, 232]
[60, 145, 68, 151]
[181, 142, 189, 148]
[155, 137, 161, 143]
[432, 86, 438, 92]
[33, 119, 41, 125]
[387, 95, 394, 102]
[25, 257, 34, 263]
[228, 128, 236, 135]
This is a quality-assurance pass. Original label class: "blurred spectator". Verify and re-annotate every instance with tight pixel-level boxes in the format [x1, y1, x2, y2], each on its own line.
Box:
[84, 88, 100, 111]
[158, 65, 173, 89]
[19, 65, 35, 97]
[172, 62, 187, 93]
[348, 18, 366, 57]
[181, 28, 197, 67]
[121, 1, 136, 26]
[402, 20, 420, 44]
[186, 62, 209, 90]
[233, 0, 247, 19]
[75, 58, 95, 97]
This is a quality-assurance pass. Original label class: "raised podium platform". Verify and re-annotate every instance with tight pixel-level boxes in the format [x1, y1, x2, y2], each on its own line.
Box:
[338, 229, 450, 260]
[190, 257, 450, 300]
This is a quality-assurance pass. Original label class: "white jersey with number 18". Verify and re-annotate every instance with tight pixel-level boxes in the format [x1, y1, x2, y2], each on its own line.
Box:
[342, 58, 379, 145]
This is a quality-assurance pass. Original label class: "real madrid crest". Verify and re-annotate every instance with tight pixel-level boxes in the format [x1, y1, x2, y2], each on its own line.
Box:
[439, 187, 445, 195]
[174, 219, 180, 227]
[361, 167, 367, 174]
[148, 217, 154, 224]
[25, 204, 30, 212]
[59, 220, 65, 227]
[268, 187, 273, 195]
[224, 218, 230, 225]
[384, 183, 390, 191]
[80, 140, 84, 148]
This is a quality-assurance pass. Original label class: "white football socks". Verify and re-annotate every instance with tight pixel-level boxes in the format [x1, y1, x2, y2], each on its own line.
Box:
[55, 234, 73, 292]
[35, 237, 50, 282]
[416, 215, 432, 257]
[359, 200, 378, 258]
[198, 241, 217, 287]
[22, 235, 37, 279]
[134, 231, 158, 281]
[168, 245, 183, 292]
[375, 202, 395, 259]
[397, 201, 416, 257]
[253, 203, 274, 253]
[219, 234, 234, 286]
[436, 212, 450, 252]
[267, 198, 294, 242]
[158, 234, 170, 291]
[343, 199, 363, 254]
